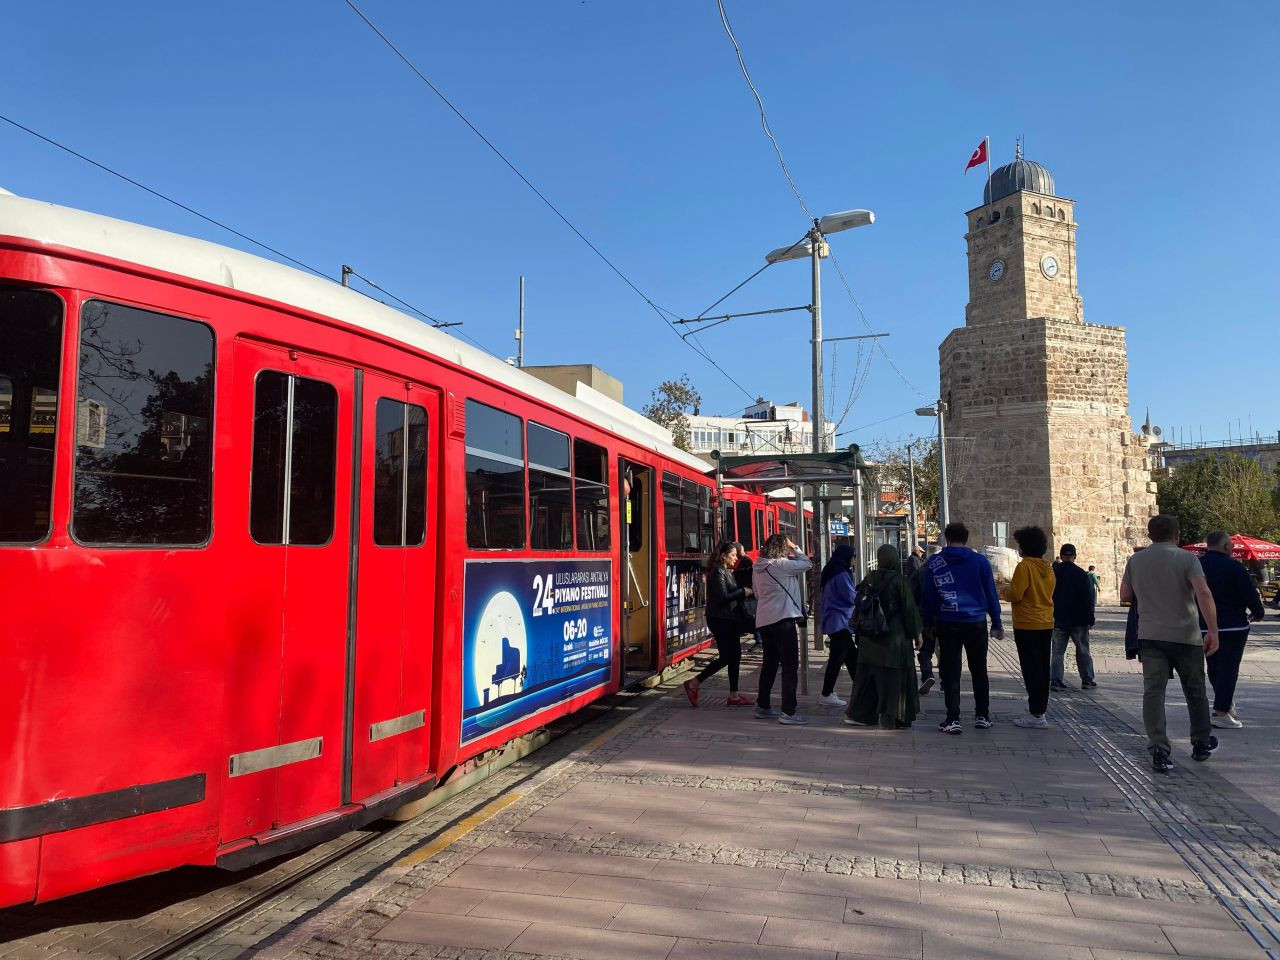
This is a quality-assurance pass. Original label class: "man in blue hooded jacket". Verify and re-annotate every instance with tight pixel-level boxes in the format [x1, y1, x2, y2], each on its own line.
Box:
[920, 522, 1005, 734]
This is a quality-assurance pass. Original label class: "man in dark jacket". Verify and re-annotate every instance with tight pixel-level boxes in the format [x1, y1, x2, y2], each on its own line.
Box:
[1051, 544, 1096, 691]
[1199, 531, 1265, 728]
[920, 523, 1004, 734]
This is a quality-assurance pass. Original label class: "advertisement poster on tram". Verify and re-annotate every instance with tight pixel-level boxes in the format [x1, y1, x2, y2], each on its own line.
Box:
[665, 558, 709, 656]
[461, 559, 613, 743]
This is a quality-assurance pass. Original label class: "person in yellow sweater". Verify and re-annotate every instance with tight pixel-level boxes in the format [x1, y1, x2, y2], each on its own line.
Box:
[1001, 526, 1056, 728]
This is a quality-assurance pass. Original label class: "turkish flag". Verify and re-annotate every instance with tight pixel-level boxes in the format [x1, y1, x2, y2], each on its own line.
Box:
[964, 138, 988, 174]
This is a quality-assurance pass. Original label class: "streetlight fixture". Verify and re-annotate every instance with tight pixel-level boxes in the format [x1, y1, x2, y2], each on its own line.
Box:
[764, 209, 875, 576]
[915, 401, 949, 530]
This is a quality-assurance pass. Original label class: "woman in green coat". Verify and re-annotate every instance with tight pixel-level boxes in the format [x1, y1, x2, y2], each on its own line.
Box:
[845, 544, 923, 729]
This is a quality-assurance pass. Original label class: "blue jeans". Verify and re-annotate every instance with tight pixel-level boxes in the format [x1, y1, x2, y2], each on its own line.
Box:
[1051, 625, 1095, 684]
[1206, 628, 1249, 713]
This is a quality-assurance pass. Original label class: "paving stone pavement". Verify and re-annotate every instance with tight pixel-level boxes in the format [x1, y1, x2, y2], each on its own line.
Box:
[236, 617, 1280, 960]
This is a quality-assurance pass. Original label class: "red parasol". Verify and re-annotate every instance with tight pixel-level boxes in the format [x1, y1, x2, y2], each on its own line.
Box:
[1182, 534, 1280, 562]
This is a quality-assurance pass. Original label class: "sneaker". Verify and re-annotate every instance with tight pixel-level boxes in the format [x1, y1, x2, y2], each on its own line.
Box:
[1049, 679, 1070, 692]
[1081, 680, 1098, 690]
[682, 679, 699, 708]
[817, 692, 848, 707]
[974, 716, 993, 730]
[938, 719, 963, 735]
[1212, 712, 1243, 729]
[1013, 713, 1049, 729]
[1152, 749, 1174, 774]
[778, 712, 810, 725]
[726, 695, 755, 707]
[754, 705, 780, 719]
[919, 677, 936, 695]
[843, 716, 872, 726]
[1192, 736, 1219, 761]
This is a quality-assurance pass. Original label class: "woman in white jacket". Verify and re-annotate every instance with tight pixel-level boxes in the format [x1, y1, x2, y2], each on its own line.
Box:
[753, 534, 814, 724]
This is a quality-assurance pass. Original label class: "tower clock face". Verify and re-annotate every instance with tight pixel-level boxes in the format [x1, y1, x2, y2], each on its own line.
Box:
[987, 259, 1005, 283]
[1041, 255, 1060, 279]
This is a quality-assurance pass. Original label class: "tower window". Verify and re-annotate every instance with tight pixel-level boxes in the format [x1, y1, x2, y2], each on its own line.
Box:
[1059, 209, 1066, 221]
[1004, 206, 1013, 219]
[1046, 205, 1054, 218]
[1033, 202, 1041, 215]
[990, 210, 1000, 223]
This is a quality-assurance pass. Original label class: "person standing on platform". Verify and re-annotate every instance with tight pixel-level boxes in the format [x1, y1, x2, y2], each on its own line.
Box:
[1087, 565, 1100, 600]
[684, 542, 754, 708]
[753, 534, 813, 725]
[733, 542, 759, 650]
[914, 544, 938, 695]
[1051, 544, 1097, 691]
[845, 544, 922, 729]
[818, 543, 858, 707]
[1001, 526, 1056, 729]
[1198, 530, 1264, 729]
[1121, 514, 1220, 774]
[920, 522, 1004, 734]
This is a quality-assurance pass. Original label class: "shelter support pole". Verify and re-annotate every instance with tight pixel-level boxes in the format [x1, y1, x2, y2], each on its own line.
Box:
[854, 464, 867, 582]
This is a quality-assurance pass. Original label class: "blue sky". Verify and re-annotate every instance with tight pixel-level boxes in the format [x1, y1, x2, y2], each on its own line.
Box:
[4, 2, 1276, 449]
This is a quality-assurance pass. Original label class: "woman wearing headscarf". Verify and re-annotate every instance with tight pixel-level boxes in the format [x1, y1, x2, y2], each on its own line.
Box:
[684, 541, 755, 708]
[753, 534, 814, 725]
[845, 544, 923, 729]
[818, 544, 858, 706]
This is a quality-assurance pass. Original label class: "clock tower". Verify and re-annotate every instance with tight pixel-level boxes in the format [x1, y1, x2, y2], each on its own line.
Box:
[938, 153, 1156, 595]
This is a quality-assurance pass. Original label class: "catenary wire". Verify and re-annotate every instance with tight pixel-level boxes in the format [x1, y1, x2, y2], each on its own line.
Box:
[341, 0, 761, 407]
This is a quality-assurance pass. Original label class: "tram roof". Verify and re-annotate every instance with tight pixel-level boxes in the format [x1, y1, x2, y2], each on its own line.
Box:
[0, 192, 708, 474]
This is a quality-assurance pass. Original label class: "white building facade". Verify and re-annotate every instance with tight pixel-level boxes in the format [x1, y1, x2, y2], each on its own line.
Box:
[686, 399, 836, 461]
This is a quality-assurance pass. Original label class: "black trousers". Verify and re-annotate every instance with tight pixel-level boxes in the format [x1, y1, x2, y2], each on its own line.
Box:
[1207, 628, 1249, 713]
[822, 629, 858, 696]
[757, 619, 800, 716]
[697, 616, 744, 690]
[937, 621, 990, 723]
[917, 629, 936, 680]
[1013, 627, 1052, 716]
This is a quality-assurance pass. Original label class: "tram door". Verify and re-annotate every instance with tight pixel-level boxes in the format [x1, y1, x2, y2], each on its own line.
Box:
[619, 460, 655, 681]
[222, 340, 354, 841]
[347, 372, 439, 806]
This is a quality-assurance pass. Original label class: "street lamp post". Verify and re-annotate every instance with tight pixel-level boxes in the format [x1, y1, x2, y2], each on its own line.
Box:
[906, 439, 920, 554]
[915, 400, 949, 531]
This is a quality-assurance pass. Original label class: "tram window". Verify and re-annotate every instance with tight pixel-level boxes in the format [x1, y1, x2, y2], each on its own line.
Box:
[662, 472, 683, 554]
[249, 371, 338, 545]
[722, 503, 734, 543]
[373, 398, 428, 547]
[755, 510, 765, 549]
[529, 422, 572, 551]
[465, 399, 525, 549]
[573, 438, 609, 551]
[680, 480, 700, 553]
[699, 485, 714, 554]
[72, 300, 213, 545]
[0, 288, 63, 543]
[735, 501, 753, 551]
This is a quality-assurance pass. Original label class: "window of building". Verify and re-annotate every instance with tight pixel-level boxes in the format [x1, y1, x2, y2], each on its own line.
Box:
[73, 300, 214, 545]
[574, 437, 610, 551]
[992, 520, 1009, 548]
[249, 371, 338, 546]
[736, 500, 753, 551]
[528, 421, 572, 550]
[373, 398, 427, 547]
[0, 288, 63, 543]
[465, 399, 525, 549]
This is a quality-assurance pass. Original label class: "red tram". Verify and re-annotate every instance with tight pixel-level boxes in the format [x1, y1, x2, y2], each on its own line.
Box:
[0, 193, 727, 906]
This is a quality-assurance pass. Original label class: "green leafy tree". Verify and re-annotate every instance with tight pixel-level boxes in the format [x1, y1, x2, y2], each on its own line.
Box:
[641, 374, 701, 453]
[1157, 453, 1280, 543]
[871, 437, 939, 536]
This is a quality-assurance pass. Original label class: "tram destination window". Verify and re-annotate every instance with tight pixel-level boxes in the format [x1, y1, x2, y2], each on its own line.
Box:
[465, 399, 525, 549]
[373, 398, 427, 547]
[249, 371, 338, 545]
[573, 438, 609, 551]
[528, 422, 572, 550]
[72, 300, 214, 545]
[0, 288, 63, 543]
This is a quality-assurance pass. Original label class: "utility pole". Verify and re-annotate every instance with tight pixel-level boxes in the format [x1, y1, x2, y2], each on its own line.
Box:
[809, 225, 827, 588]
[907, 440, 919, 554]
[937, 401, 950, 530]
[516, 275, 525, 368]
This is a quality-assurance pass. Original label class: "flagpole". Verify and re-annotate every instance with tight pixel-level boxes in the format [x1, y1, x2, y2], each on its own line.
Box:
[985, 136, 991, 178]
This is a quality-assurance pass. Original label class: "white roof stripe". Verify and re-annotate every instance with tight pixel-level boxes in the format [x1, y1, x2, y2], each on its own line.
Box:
[0, 192, 709, 474]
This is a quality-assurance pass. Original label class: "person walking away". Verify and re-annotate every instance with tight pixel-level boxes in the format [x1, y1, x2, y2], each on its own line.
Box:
[920, 522, 1005, 734]
[1001, 527, 1055, 729]
[845, 544, 923, 729]
[1051, 544, 1097, 691]
[1120, 514, 1220, 773]
[1198, 530, 1264, 728]
[914, 544, 938, 695]
[818, 543, 858, 707]
[753, 534, 813, 725]
[1087, 565, 1100, 600]
[684, 542, 755, 708]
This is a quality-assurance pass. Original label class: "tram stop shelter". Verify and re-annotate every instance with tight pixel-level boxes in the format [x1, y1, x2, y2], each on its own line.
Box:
[710, 445, 876, 693]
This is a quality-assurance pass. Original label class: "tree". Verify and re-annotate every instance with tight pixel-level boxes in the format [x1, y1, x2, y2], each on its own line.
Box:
[1157, 453, 1280, 543]
[641, 375, 701, 453]
[870, 437, 939, 535]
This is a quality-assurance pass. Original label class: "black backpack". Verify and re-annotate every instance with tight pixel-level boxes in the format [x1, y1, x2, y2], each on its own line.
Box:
[852, 580, 889, 637]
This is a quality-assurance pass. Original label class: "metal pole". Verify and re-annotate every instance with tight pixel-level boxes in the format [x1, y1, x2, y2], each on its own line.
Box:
[341, 265, 352, 287]
[794, 485, 810, 695]
[517, 275, 525, 368]
[854, 465, 867, 583]
[907, 441, 919, 554]
[937, 401, 950, 530]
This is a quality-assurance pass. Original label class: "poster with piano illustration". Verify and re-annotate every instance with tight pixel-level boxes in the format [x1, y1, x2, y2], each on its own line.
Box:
[461, 558, 613, 743]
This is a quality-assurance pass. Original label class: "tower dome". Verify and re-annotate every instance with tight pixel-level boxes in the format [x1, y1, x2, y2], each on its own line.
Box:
[983, 159, 1056, 204]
